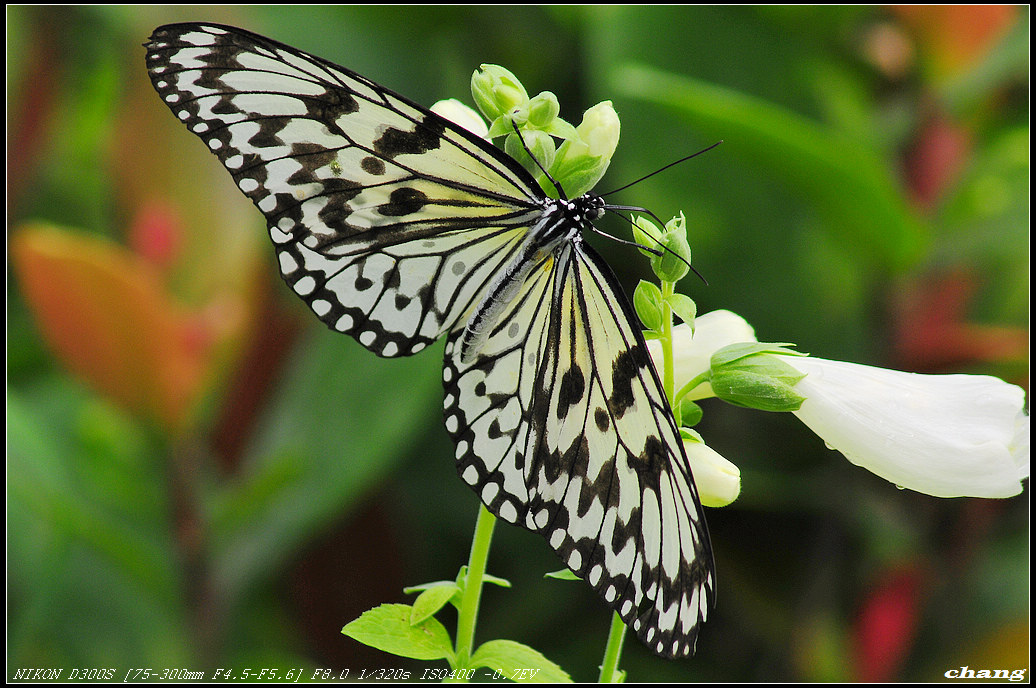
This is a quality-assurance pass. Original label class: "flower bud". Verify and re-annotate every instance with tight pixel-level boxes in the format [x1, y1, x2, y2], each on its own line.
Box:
[652, 213, 692, 283]
[548, 101, 620, 198]
[471, 64, 528, 123]
[682, 435, 741, 507]
[527, 91, 561, 129]
[632, 216, 662, 260]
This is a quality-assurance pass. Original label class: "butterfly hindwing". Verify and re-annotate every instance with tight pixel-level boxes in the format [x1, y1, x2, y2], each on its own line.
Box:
[145, 23, 542, 355]
[443, 242, 714, 657]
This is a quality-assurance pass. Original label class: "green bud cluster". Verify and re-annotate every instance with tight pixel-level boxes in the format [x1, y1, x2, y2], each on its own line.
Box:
[470, 65, 617, 198]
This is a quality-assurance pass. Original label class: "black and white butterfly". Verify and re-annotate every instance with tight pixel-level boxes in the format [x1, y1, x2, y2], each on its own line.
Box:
[145, 22, 714, 658]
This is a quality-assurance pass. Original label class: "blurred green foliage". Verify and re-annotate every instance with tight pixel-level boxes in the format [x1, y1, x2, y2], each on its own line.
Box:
[7, 5, 1028, 682]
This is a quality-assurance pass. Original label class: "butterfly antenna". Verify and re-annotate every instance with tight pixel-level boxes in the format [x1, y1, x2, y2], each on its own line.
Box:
[511, 120, 568, 200]
[599, 141, 722, 197]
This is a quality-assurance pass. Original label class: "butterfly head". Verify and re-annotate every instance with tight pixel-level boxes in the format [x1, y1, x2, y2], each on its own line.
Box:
[556, 193, 606, 225]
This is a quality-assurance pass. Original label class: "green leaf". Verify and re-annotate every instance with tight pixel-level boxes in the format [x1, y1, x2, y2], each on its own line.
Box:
[404, 579, 461, 595]
[611, 64, 926, 272]
[544, 569, 581, 581]
[342, 604, 454, 661]
[469, 639, 572, 682]
[666, 292, 697, 325]
[711, 341, 802, 368]
[210, 326, 442, 602]
[411, 585, 460, 625]
[483, 572, 513, 588]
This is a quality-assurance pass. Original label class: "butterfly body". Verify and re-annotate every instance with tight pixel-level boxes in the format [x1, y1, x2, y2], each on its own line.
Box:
[459, 194, 600, 363]
[146, 22, 714, 658]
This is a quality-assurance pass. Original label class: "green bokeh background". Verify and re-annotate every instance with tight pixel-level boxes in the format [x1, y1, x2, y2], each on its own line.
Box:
[7, 5, 1028, 682]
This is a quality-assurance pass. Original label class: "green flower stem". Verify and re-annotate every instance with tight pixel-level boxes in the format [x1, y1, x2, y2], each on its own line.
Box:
[675, 371, 712, 406]
[598, 613, 628, 682]
[454, 503, 497, 669]
[660, 280, 677, 404]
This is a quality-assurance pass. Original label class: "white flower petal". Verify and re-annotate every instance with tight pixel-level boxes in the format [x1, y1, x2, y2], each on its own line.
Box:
[430, 99, 489, 139]
[784, 356, 1029, 498]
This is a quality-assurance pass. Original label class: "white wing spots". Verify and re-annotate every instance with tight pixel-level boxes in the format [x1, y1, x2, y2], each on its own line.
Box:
[462, 465, 479, 485]
[311, 299, 331, 317]
[278, 251, 298, 274]
[181, 27, 219, 45]
[382, 342, 398, 357]
[292, 275, 316, 295]
[497, 501, 518, 523]
[258, 195, 278, 213]
[481, 482, 499, 503]
[270, 225, 291, 244]
[359, 330, 376, 347]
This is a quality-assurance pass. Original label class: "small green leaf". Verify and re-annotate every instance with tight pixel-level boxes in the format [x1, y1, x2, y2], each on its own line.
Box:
[633, 280, 663, 332]
[483, 572, 513, 588]
[544, 568, 581, 581]
[710, 341, 802, 368]
[667, 292, 697, 325]
[411, 585, 460, 625]
[403, 579, 459, 595]
[342, 604, 454, 661]
[470, 639, 573, 683]
[679, 427, 704, 443]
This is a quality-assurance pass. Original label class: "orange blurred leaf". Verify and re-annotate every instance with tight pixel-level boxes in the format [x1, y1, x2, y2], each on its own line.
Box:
[12, 223, 212, 432]
[892, 5, 1019, 79]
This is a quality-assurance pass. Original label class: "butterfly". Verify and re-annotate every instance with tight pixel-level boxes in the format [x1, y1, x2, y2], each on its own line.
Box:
[145, 22, 715, 658]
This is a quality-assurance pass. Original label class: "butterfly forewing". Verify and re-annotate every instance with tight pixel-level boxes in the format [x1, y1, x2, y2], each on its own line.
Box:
[146, 23, 540, 355]
[146, 22, 714, 658]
